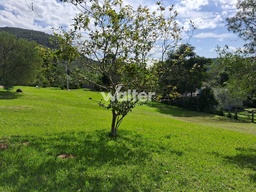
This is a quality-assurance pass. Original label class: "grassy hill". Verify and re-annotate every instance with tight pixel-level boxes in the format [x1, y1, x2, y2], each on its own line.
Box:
[0, 87, 256, 191]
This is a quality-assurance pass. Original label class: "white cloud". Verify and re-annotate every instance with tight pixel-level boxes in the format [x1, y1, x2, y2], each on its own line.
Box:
[180, 0, 209, 11]
[195, 32, 235, 40]
[215, 0, 237, 17]
[0, 0, 79, 33]
[182, 14, 223, 30]
[174, 0, 224, 30]
[173, 0, 237, 31]
[0, 0, 243, 58]
[0, 0, 230, 33]
[218, 0, 237, 9]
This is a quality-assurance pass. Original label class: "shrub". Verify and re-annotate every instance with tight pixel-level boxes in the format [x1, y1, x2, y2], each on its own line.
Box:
[214, 108, 225, 116]
[4, 85, 13, 91]
[227, 112, 233, 119]
[197, 87, 218, 112]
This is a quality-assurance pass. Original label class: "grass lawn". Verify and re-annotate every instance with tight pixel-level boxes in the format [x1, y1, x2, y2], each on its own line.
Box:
[0, 86, 256, 191]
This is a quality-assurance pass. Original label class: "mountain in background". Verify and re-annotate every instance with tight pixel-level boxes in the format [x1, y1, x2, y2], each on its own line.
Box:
[0, 26, 98, 63]
[0, 27, 56, 49]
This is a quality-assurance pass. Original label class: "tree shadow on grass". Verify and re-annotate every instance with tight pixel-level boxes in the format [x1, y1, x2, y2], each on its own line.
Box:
[0, 130, 182, 191]
[146, 101, 214, 118]
[222, 148, 256, 183]
[147, 102, 255, 124]
[0, 90, 23, 100]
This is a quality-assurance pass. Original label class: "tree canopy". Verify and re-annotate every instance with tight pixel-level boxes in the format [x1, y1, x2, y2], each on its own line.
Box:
[60, 0, 181, 136]
[153, 44, 210, 99]
[226, 0, 256, 54]
[0, 31, 43, 89]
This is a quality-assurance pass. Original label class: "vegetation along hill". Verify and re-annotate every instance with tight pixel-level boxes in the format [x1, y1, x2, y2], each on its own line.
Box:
[0, 27, 55, 48]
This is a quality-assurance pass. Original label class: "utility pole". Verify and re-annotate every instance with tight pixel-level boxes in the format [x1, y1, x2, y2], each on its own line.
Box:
[65, 61, 69, 90]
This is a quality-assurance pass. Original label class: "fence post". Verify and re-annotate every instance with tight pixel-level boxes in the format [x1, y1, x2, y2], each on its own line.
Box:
[252, 110, 255, 123]
[234, 108, 238, 120]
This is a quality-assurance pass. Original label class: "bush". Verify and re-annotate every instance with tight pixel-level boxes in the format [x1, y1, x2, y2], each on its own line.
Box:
[197, 87, 218, 112]
[214, 108, 225, 116]
[227, 113, 233, 119]
[234, 112, 238, 120]
[4, 85, 13, 91]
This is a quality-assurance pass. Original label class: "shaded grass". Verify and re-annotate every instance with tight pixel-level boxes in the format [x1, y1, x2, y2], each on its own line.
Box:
[224, 147, 256, 183]
[145, 101, 256, 135]
[146, 102, 213, 117]
[0, 87, 256, 191]
[0, 90, 23, 100]
[0, 130, 160, 191]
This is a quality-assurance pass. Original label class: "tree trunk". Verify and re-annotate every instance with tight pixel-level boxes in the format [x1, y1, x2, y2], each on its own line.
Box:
[2, 56, 6, 83]
[228, 108, 231, 118]
[65, 61, 69, 90]
[110, 110, 117, 137]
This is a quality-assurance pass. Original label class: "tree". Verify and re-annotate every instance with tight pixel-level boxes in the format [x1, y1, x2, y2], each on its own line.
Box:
[37, 46, 57, 87]
[0, 31, 43, 89]
[37, 44, 100, 89]
[197, 87, 218, 112]
[53, 29, 80, 90]
[62, 0, 181, 137]
[153, 44, 209, 98]
[207, 46, 255, 114]
[215, 46, 256, 94]
[226, 0, 256, 54]
[182, 56, 210, 95]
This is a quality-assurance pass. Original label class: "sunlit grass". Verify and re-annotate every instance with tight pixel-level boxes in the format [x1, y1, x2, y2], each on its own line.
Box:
[0, 87, 256, 191]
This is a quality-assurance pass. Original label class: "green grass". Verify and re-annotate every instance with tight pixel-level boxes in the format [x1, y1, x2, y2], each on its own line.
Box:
[0, 87, 256, 191]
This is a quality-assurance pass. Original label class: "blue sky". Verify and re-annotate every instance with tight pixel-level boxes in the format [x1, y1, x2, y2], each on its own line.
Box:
[0, 0, 244, 58]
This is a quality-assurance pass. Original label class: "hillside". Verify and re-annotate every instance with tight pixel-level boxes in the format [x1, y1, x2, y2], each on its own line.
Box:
[0, 27, 56, 48]
[0, 87, 256, 191]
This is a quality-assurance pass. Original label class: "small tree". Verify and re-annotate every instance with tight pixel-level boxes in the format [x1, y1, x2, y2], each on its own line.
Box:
[53, 29, 80, 90]
[37, 46, 58, 87]
[37, 40, 88, 89]
[62, 0, 181, 137]
[197, 87, 218, 112]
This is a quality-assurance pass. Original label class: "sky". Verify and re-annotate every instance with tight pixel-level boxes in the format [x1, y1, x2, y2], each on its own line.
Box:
[0, 0, 244, 58]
